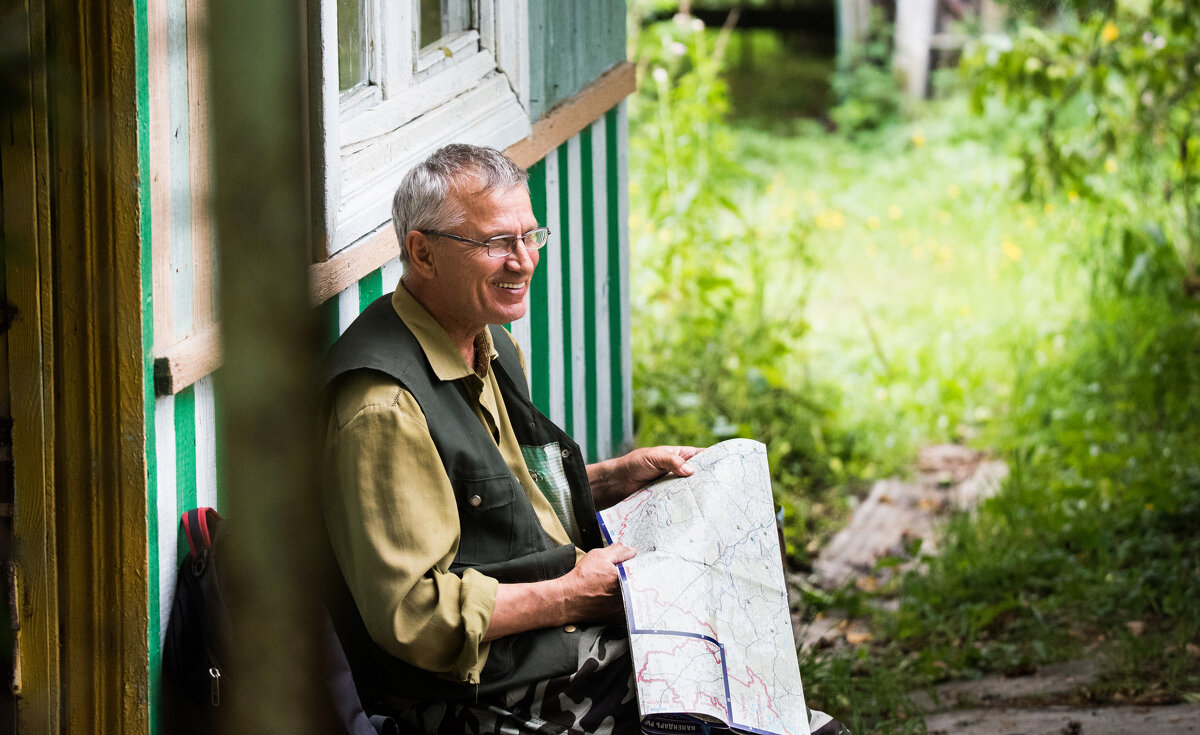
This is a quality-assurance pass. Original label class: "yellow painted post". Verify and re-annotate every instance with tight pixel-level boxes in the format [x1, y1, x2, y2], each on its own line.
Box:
[3, 1, 150, 731]
[207, 1, 329, 732]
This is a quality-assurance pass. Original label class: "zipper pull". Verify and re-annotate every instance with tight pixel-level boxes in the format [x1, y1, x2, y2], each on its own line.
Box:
[209, 666, 221, 706]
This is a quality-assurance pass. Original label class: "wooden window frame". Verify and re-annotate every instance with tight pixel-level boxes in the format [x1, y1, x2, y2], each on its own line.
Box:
[317, 0, 533, 261]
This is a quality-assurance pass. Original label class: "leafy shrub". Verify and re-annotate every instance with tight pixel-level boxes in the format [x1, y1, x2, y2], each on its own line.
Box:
[831, 10, 902, 134]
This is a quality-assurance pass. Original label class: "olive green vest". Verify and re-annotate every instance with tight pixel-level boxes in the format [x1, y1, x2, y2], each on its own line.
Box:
[323, 294, 605, 707]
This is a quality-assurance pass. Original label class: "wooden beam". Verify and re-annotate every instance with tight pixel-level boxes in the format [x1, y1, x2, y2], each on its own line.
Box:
[9, 0, 152, 730]
[153, 327, 223, 396]
[308, 224, 396, 307]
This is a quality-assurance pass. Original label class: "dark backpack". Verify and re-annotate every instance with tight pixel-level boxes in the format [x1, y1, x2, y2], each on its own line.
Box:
[160, 507, 399, 734]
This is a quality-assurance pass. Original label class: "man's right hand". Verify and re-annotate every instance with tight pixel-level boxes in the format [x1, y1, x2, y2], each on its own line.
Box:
[557, 544, 637, 622]
[484, 544, 637, 642]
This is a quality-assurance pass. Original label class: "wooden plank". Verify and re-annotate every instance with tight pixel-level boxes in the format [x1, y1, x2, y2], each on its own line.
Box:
[312, 0, 339, 262]
[186, 0, 214, 330]
[545, 149, 565, 428]
[153, 327, 223, 396]
[566, 134, 587, 450]
[590, 115, 612, 460]
[309, 224, 397, 307]
[149, 0, 174, 347]
[1, 1, 60, 724]
[506, 61, 634, 169]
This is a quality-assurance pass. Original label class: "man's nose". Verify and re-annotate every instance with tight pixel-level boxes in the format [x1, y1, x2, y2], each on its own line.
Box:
[505, 240, 537, 270]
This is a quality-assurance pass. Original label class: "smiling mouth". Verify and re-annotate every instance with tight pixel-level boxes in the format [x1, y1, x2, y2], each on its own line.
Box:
[495, 281, 526, 290]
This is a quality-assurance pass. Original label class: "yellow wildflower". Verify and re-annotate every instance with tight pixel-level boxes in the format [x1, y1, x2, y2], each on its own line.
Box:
[1044, 202, 1055, 215]
[1101, 20, 1119, 44]
[629, 180, 641, 194]
[867, 216, 881, 230]
[947, 184, 961, 199]
[1105, 157, 1119, 174]
[1002, 238, 1022, 261]
[816, 209, 845, 230]
[911, 130, 926, 148]
[889, 204, 903, 220]
[1068, 190, 1080, 203]
[938, 246, 953, 262]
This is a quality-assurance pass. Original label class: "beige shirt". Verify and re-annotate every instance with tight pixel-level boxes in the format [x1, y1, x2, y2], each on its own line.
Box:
[322, 285, 579, 685]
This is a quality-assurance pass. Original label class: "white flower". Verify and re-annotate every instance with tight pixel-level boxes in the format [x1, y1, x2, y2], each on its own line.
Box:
[652, 67, 669, 84]
[670, 41, 687, 57]
[692, 18, 705, 32]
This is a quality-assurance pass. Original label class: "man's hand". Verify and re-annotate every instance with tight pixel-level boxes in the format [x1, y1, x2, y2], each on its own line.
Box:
[587, 445, 703, 510]
[484, 544, 636, 641]
[556, 544, 637, 622]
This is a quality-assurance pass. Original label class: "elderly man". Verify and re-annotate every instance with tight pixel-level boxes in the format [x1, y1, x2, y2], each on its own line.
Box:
[322, 143, 701, 734]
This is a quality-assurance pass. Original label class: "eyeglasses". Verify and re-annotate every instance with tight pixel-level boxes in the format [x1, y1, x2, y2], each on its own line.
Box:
[420, 227, 551, 258]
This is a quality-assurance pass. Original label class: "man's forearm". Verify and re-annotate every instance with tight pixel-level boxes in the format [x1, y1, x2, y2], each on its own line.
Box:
[483, 579, 568, 642]
[586, 457, 626, 510]
[483, 544, 635, 641]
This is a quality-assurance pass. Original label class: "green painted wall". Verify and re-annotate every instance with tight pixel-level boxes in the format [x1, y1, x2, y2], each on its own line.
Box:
[528, 0, 627, 119]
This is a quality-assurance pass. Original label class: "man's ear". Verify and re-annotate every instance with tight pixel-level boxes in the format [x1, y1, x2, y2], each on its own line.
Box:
[405, 230, 438, 278]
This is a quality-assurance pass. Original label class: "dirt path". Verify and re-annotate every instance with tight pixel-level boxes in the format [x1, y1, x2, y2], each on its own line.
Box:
[794, 446, 1200, 734]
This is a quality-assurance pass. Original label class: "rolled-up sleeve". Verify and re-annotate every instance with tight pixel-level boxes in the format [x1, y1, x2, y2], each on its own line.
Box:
[323, 374, 498, 683]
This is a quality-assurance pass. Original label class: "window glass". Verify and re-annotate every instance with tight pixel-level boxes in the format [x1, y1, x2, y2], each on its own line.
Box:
[337, 0, 367, 92]
[419, 0, 472, 50]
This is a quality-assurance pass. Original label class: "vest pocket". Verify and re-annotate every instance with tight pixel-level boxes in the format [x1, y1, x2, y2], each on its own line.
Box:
[453, 474, 519, 564]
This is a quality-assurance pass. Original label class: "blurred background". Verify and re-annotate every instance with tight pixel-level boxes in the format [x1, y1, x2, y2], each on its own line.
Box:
[626, 1, 1200, 730]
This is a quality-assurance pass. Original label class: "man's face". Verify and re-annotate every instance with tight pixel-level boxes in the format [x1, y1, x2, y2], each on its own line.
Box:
[433, 183, 540, 333]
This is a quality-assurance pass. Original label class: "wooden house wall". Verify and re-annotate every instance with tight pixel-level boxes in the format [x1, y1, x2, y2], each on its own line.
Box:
[528, 0, 628, 119]
[141, 3, 631, 730]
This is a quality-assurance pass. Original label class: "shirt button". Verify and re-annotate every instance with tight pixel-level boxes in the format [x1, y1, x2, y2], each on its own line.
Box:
[563, 624, 577, 633]
[469, 495, 482, 507]
[560, 448, 570, 459]
[529, 471, 540, 482]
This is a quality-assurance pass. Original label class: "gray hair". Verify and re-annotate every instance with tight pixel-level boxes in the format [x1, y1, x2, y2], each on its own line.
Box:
[391, 144, 528, 264]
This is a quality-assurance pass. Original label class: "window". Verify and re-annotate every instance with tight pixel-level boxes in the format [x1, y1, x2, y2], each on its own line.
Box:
[321, 1, 532, 258]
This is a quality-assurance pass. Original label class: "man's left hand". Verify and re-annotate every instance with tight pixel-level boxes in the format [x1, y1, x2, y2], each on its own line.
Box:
[587, 445, 702, 510]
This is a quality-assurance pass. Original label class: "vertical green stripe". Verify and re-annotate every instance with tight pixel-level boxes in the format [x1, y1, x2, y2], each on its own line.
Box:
[580, 127, 598, 462]
[605, 108, 624, 451]
[358, 267, 383, 312]
[134, 0, 159, 728]
[528, 160, 550, 412]
[174, 385, 198, 516]
[557, 146, 573, 435]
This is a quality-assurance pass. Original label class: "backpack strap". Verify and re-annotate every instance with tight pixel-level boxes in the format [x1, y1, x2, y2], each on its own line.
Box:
[180, 507, 223, 557]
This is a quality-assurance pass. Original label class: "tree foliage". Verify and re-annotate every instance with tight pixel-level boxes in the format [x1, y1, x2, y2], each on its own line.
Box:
[962, 0, 1200, 281]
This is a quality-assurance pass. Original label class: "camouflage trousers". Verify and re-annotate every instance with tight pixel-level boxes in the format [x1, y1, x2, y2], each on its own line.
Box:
[399, 624, 641, 735]
[396, 624, 851, 735]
